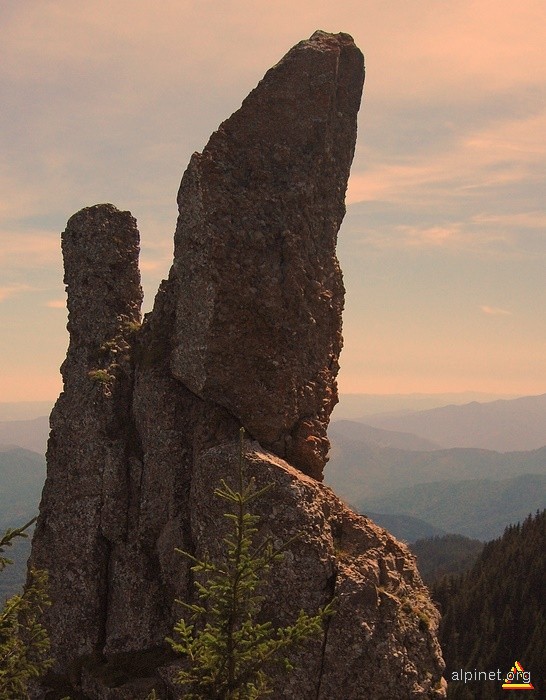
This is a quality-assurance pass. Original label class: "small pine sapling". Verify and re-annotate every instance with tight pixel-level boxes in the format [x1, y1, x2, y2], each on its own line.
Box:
[0, 517, 53, 699]
[167, 428, 334, 700]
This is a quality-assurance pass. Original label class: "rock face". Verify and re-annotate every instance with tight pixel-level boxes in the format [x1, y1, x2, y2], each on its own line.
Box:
[30, 31, 446, 699]
[31, 205, 143, 669]
[170, 31, 362, 480]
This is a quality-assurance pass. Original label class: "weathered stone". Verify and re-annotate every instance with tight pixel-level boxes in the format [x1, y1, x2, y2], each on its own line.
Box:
[30, 204, 143, 667]
[30, 31, 446, 700]
[189, 440, 446, 699]
[170, 30, 363, 480]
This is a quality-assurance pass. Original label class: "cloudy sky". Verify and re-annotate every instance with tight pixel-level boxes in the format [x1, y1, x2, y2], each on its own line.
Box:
[2, 0, 546, 402]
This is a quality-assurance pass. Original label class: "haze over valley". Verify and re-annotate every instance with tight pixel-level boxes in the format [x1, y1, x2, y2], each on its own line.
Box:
[326, 392, 546, 541]
[2, 390, 545, 553]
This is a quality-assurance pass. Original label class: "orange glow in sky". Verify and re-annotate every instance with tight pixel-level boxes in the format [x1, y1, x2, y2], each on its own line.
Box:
[2, 1, 546, 401]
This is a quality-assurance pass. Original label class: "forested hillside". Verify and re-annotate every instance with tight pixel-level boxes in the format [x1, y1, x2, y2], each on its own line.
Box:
[360, 474, 546, 540]
[410, 534, 484, 584]
[327, 434, 546, 502]
[433, 510, 545, 699]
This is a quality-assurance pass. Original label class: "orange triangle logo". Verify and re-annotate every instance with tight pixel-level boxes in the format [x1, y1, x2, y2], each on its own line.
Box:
[502, 661, 534, 690]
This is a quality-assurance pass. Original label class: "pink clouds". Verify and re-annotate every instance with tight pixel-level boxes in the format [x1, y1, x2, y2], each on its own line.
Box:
[0, 284, 31, 303]
[1, 1, 546, 399]
[0, 231, 59, 265]
[480, 305, 512, 316]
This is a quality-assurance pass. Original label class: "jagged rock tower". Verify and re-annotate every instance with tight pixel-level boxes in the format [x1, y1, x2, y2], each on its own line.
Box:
[30, 31, 446, 699]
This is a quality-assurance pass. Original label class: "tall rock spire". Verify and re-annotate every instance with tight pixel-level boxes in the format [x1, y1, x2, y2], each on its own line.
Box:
[30, 32, 446, 699]
[31, 204, 142, 665]
[169, 30, 363, 479]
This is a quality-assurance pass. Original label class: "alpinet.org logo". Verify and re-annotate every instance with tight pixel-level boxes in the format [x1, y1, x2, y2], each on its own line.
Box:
[501, 661, 534, 691]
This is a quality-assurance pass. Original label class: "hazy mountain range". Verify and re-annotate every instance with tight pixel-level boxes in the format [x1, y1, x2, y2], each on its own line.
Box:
[0, 447, 46, 528]
[329, 421, 441, 451]
[0, 446, 45, 598]
[0, 401, 53, 422]
[331, 392, 519, 421]
[327, 420, 546, 498]
[0, 416, 49, 455]
[362, 393, 546, 452]
[359, 474, 546, 540]
[325, 392, 546, 541]
[2, 392, 546, 546]
[364, 512, 446, 542]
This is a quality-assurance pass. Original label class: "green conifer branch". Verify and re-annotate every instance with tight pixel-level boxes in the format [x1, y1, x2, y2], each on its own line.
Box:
[167, 427, 335, 699]
[0, 518, 53, 699]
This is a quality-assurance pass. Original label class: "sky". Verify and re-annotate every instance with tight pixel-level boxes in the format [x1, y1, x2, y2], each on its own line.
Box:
[1, 0, 546, 402]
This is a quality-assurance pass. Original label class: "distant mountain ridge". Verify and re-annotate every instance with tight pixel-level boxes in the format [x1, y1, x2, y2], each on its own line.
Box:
[0, 447, 46, 528]
[364, 512, 446, 542]
[410, 534, 484, 584]
[334, 392, 518, 421]
[0, 401, 53, 421]
[358, 473, 546, 540]
[0, 415, 49, 455]
[363, 392, 546, 452]
[326, 397, 546, 542]
[330, 420, 442, 451]
[326, 430, 546, 501]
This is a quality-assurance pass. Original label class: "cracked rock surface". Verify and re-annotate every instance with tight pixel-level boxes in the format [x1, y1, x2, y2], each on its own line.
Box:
[30, 31, 446, 699]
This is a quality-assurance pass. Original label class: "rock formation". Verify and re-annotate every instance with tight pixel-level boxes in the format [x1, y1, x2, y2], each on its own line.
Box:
[169, 30, 362, 480]
[30, 31, 446, 699]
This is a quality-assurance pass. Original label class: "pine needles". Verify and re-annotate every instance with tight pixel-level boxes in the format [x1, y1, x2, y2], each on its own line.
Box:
[167, 428, 334, 699]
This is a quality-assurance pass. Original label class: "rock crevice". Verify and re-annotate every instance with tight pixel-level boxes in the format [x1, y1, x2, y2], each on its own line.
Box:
[30, 30, 446, 699]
